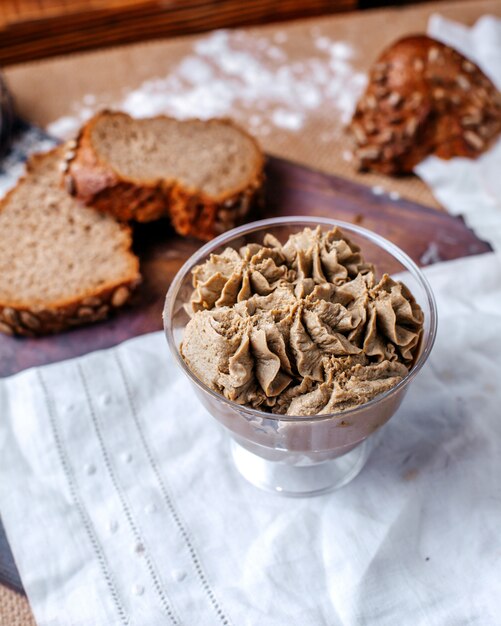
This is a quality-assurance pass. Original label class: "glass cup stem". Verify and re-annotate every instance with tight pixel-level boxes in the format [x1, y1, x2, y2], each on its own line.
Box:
[229, 435, 378, 497]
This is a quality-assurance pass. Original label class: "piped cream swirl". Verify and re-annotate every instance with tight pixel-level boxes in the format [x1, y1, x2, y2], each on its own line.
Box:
[182, 227, 424, 415]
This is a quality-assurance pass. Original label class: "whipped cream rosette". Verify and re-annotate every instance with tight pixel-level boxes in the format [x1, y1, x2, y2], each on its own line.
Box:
[182, 227, 424, 416]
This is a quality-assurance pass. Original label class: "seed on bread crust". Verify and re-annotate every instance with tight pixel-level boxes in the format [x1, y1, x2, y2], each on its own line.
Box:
[404, 117, 419, 137]
[408, 92, 424, 109]
[351, 123, 367, 144]
[375, 128, 395, 144]
[456, 75, 471, 90]
[461, 113, 482, 127]
[111, 286, 130, 307]
[413, 59, 424, 72]
[462, 60, 475, 73]
[20, 311, 41, 330]
[464, 131, 485, 149]
[356, 145, 381, 160]
[81, 296, 102, 307]
[78, 306, 94, 318]
[364, 94, 377, 110]
[428, 47, 440, 62]
[364, 119, 377, 134]
[0, 321, 13, 336]
[2, 307, 19, 325]
[387, 92, 402, 107]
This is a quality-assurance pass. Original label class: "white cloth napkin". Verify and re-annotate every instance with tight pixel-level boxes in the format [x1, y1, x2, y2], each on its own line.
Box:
[416, 15, 501, 251]
[1, 250, 501, 626]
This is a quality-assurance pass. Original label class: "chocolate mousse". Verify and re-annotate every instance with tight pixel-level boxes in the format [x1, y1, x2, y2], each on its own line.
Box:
[181, 226, 424, 416]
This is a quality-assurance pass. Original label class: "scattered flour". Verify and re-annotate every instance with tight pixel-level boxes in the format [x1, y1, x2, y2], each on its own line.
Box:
[82, 94, 96, 107]
[420, 242, 443, 266]
[0, 128, 56, 195]
[271, 109, 304, 131]
[371, 186, 402, 201]
[273, 31, 288, 45]
[47, 116, 80, 138]
[47, 28, 366, 141]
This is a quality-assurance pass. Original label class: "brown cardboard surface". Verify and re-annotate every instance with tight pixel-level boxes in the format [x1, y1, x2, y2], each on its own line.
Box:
[1, 2, 499, 623]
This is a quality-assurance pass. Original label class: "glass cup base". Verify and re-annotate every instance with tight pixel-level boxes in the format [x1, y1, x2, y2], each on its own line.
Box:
[230, 436, 376, 497]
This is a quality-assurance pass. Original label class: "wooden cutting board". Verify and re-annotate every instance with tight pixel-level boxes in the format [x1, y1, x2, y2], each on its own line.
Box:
[0, 155, 491, 593]
[0, 154, 491, 378]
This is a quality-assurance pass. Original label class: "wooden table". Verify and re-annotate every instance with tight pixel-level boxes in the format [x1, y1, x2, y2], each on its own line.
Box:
[1, 1, 500, 623]
[0, 0, 458, 66]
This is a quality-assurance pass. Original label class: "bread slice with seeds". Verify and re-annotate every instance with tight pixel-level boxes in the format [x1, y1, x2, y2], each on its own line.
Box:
[349, 35, 501, 174]
[0, 146, 141, 336]
[63, 111, 265, 241]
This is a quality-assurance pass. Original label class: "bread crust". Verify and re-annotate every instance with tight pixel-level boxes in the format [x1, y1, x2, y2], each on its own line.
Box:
[0, 277, 140, 337]
[0, 147, 142, 337]
[348, 35, 501, 174]
[65, 111, 265, 240]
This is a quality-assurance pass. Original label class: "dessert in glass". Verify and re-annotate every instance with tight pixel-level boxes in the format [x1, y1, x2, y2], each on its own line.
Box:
[164, 217, 437, 496]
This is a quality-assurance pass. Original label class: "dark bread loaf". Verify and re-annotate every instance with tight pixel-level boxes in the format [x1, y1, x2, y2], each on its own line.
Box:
[64, 111, 265, 240]
[0, 146, 141, 336]
[349, 35, 501, 174]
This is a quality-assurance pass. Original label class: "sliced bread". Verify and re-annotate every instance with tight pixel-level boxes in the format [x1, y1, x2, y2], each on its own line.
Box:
[63, 111, 265, 240]
[0, 146, 141, 336]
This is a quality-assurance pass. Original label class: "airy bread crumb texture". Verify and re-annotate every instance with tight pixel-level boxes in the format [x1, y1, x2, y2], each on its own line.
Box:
[90, 114, 262, 198]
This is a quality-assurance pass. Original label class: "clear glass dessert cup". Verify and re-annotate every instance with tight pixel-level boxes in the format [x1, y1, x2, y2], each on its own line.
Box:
[164, 217, 437, 497]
